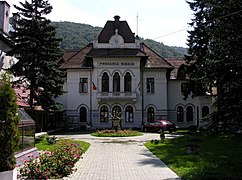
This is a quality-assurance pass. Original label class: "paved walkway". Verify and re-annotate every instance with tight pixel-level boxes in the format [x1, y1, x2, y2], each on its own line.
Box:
[57, 133, 181, 180]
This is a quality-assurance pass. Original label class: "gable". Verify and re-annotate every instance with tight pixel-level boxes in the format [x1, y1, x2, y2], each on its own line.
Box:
[98, 16, 135, 43]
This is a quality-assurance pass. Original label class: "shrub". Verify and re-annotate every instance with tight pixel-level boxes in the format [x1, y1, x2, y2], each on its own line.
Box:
[46, 136, 57, 144]
[0, 73, 20, 171]
[20, 140, 82, 179]
[150, 139, 160, 144]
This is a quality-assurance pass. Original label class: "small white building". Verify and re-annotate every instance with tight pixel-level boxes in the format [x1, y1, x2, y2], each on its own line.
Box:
[57, 16, 211, 129]
[0, 1, 18, 76]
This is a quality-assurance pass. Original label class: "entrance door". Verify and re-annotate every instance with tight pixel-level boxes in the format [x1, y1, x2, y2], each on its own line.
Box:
[80, 107, 87, 125]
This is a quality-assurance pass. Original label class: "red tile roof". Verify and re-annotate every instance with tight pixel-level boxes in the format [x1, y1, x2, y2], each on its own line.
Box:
[0, 81, 30, 107]
[165, 58, 186, 79]
[60, 44, 174, 69]
[60, 44, 93, 69]
[60, 43, 174, 69]
[143, 44, 173, 69]
[14, 87, 30, 107]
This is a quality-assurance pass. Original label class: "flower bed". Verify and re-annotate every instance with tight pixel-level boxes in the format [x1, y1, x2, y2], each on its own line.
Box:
[91, 129, 143, 137]
[19, 140, 83, 179]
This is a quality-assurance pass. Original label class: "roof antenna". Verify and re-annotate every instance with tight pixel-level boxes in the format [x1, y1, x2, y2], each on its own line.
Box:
[136, 13, 139, 36]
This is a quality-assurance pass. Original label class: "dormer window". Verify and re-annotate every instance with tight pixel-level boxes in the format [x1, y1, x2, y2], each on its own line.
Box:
[109, 29, 124, 47]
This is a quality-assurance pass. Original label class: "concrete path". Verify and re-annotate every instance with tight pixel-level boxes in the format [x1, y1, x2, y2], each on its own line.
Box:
[57, 133, 181, 180]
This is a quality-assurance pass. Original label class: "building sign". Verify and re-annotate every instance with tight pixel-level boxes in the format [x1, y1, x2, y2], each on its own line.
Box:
[99, 62, 135, 66]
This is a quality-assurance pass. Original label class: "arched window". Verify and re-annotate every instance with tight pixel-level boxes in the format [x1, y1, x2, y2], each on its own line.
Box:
[102, 72, 109, 92]
[124, 72, 132, 92]
[100, 106, 109, 123]
[202, 106, 209, 118]
[125, 106, 133, 122]
[112, 105, 121, 115]
[186, 106, 193, 122]
[177, 106, 184, 122]
[147, 107, 155, 123]
[113, 72, 120, 92]
[80, 107, 87, 122]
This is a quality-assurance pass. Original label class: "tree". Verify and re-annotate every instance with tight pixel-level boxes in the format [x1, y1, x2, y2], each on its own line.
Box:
[7, 0, 65, 110]
[0, 73, 20, 171]
[183, 0, 242, 131]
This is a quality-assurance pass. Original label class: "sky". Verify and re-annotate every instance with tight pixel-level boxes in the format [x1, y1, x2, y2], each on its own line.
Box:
[5, 0, 193, 47]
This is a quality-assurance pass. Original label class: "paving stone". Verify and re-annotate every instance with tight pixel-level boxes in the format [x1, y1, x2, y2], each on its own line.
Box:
[60, 133, 181, 180]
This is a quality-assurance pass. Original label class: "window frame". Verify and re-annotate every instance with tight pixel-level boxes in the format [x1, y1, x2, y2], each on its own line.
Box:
[177, 106, 184, 122]
[124, 72, 132, 92]
[102, 72, 109, 92]
[125, 106, 133, 123]
[113, 72, 120, 92]
[186, 106, 193, 122]
[79, 78, 88, 93]
[147, 107, 155, 123]
[100, 106, 109, 123]
[147, 78, 154, 93]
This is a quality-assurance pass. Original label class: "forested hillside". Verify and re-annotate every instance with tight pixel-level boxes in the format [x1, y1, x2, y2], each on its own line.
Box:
[52, 22, 102, 49]
[143, 39, 185, 58]
[52, 21, 187, 58]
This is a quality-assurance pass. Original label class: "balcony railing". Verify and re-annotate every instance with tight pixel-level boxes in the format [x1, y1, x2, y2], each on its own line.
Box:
[96, 92, 137, 102]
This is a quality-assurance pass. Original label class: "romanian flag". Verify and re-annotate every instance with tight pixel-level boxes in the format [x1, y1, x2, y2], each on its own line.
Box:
[92, 82, 97, 90]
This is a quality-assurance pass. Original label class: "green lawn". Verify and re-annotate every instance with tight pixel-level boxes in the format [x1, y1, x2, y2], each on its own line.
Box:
[144, 131, 242, 180]
[35, 135, 90, 153]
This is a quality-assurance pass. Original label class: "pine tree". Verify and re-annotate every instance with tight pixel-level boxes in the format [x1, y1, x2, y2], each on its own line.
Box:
[7, 0, 65, 110]
[182, 0, 212, 98]
[0, 73, 20, 171]
[183, 0, 242, 131]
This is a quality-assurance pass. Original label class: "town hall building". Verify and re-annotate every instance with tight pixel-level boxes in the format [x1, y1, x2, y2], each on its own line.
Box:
[57, 16, 212, 129]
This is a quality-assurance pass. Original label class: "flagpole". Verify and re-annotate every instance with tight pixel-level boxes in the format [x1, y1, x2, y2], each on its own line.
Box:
[90, 70, 93, 127]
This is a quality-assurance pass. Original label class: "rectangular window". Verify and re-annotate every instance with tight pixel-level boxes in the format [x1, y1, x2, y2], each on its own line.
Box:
[79, 78, 88, 93]
[125, 111, 133, 123]
[147, 78, 154, 93]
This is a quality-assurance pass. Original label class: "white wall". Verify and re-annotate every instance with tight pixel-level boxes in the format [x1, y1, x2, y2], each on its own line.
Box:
[58, 62, 212, 129]
[167, 80, 212, 127]
[0, 50, 18, 79]
[143, 69, 168, 121]
[91, 57, 143, 128]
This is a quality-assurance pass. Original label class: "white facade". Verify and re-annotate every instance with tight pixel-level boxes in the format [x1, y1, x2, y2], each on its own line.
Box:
[167, 80, 211, 128]
[57, 16, 212, 129]
[0, 1, 18, 77]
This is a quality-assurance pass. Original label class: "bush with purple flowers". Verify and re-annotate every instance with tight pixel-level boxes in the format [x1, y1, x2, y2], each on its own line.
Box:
[20, 140, 83, 179]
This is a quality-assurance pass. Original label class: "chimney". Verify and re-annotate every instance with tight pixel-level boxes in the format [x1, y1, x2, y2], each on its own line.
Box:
[0, 1, 10, 34]
[114, 15, 120, 30]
